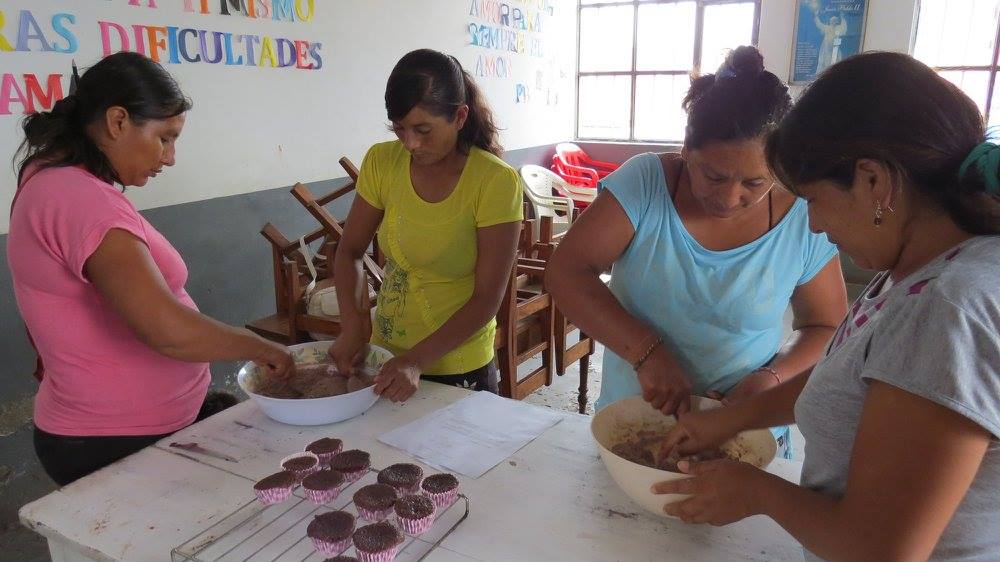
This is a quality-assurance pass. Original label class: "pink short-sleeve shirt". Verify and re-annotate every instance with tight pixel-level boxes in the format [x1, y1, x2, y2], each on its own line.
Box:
[7, 164, 209, 436]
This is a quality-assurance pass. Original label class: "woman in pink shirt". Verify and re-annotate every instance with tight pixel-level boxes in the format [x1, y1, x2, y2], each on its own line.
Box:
[7, 52, 294, 485]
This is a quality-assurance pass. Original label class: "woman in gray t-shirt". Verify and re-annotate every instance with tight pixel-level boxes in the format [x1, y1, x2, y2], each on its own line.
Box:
[652, 52, 1000, 561]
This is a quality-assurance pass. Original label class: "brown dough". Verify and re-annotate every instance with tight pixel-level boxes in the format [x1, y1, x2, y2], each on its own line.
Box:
[347, 373, 376, 393]
[611, 430, 728, 471]
[254, 376, 298, 399]
[254, 363, 361, 399]
[302, 376, 349, 399]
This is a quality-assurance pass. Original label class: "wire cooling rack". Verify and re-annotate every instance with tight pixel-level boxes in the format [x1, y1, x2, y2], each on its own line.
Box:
[172, 467, 470, 562]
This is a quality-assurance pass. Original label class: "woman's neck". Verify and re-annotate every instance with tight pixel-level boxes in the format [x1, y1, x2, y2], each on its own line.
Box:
[890, 210, 973, 281]
[413, 146, 466, 176]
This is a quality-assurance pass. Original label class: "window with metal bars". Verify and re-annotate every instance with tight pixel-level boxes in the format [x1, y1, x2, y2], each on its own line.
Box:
[575, 0, 761, 142]
[913, 0, 1000, 128]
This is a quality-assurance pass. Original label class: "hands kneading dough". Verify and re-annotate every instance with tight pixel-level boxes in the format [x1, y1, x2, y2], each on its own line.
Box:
[254, 363, 376, 399]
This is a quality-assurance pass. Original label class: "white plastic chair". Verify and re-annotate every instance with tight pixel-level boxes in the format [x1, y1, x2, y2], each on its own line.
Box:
[519, 165, 576, 237]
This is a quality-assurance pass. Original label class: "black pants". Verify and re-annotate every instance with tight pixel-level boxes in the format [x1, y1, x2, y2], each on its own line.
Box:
[422, 360, 499, 393]
[34, 390, 238, 486]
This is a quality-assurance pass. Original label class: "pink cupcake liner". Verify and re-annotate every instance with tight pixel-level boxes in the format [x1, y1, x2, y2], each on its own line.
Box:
[305, 486, 342, 505]
[280, 452, 321, 484]
[341, 467, 369, 484]
[254, 485, 292, 506]
[422, 489, 458, 510]
[311, 535, 353, 557]
[356, 506, 394, 522]
[397, 512, 435, 536]
[356, 545, 400, 562]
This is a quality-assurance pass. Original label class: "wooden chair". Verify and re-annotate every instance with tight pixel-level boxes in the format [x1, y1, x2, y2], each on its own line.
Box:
[246, 158, 382, 343]
[525, 217, 596, 414]
[494, 256, 555, 400]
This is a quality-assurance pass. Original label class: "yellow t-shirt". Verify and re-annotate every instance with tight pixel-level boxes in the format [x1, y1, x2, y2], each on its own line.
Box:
[356, 141, 524, 375]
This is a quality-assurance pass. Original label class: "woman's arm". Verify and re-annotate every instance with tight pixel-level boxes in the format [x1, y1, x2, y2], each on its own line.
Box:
[722, 256, 847, 403]
[374, 220, 521, 402]
[546, 191, 693, 415]
[330, 196, 383, 373]
[659, 381, 991, 562]
[86, 229, 293, 375]
[660, 369, 812, 458]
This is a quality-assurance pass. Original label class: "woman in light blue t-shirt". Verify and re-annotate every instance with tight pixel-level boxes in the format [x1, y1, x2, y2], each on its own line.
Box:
[547, 47, 847, 457]
[653, 52, 1000, 562]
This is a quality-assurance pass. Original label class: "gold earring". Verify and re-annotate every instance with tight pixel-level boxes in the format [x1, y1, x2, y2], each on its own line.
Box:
[874, 201, 884, 227]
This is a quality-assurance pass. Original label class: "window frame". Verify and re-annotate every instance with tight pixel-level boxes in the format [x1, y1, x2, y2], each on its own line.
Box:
[574, 0, 762, 143]
[914, 0, 1000, 123]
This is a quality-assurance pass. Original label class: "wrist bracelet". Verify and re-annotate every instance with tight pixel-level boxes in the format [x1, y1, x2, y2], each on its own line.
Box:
[754, 366, 781, 384]
[631, 336, 663, 371]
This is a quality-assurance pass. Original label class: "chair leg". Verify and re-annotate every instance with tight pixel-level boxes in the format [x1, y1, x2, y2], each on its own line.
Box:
[578, 352, 589, 414]
[497, 346, 516, 399]
[553, 313, 568, 377]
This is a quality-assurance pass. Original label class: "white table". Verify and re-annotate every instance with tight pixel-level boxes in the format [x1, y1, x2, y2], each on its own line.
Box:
[20, 384, 805, 561]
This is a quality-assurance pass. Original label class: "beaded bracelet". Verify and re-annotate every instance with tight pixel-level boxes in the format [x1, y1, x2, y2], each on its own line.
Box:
[753, 366, 781, 384]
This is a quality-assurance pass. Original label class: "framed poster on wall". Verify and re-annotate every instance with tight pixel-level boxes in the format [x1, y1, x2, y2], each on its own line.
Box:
[790, 0, 870, 84]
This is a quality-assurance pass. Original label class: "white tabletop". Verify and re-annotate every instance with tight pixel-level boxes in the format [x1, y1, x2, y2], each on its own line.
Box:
[20, 384, 805, 561]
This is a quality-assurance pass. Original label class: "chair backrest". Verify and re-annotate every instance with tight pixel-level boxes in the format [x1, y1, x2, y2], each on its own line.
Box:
[521, 164, 573, 201]
[555, 142, 585, 167]
[520, 165, 564, 220]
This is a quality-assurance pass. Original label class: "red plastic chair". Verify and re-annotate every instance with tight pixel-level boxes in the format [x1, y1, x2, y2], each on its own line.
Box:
[551, 143, 620, 190]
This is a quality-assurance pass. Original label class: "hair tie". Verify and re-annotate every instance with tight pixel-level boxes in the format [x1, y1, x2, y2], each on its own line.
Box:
[959, 141, 1000, 195]
[716, 67, 737, 80]
[51, 94, 78, 117]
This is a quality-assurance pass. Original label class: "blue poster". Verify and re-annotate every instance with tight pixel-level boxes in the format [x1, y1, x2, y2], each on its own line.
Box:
[791, 0, 869, 83]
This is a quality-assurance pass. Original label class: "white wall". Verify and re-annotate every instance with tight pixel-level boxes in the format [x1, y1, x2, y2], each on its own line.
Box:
[0, 0, 577, 233]
[758, 0, 920, 91]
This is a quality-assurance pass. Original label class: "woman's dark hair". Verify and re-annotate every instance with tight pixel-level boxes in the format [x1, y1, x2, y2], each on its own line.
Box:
[15, 51, 192, 186]
[766, 51, 999, 235]
[385, 49, 502, 157]
[682, 45, 791, 149]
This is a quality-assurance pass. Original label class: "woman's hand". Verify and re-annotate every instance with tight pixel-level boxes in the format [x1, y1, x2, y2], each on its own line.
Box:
[373, 355, 422, 403]
[253, 337, 295, 379]
[652, 459, 774, 525]
[658, 405, 744, 460]
[328, 315, 372, 376]
[636, 346, 692, 416]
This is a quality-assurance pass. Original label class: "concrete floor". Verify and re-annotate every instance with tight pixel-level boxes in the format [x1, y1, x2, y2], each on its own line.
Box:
[2, 286, 864, 561]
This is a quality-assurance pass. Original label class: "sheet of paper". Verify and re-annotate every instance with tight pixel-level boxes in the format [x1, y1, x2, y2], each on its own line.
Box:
[378, 392, 565, 478]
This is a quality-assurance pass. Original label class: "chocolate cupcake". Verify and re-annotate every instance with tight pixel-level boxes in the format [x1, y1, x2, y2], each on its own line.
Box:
[352, 521, 403, 562]
[281, 452, 321, 483]
[302, 469, 346, 505]
[395, 494, 436, 536]
[353, 483, 398, 522]
[307, 510, 355, 557]
[377, 463, 424, 495]
[253, 471, 295, 505]
[323, 557, 358, 562]
[329, 449, 371, 483]
[421, 473, 459, 509]
[306, 437, 344, 464]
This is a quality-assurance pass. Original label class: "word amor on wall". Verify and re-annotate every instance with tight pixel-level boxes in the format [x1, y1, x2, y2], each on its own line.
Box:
[1, 0, 322, 116]
[466, 0, 564, 107]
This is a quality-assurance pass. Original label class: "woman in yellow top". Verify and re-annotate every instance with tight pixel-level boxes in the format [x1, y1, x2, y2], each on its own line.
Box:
[330, 49, 523, 402]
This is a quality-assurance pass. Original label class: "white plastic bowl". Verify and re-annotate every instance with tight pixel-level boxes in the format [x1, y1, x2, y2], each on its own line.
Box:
[591, 395, 777, 518]
[237, 341, 392, 426]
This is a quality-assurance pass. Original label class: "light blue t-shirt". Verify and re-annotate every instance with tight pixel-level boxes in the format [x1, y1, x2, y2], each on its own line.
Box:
[597, 153, 838, 411]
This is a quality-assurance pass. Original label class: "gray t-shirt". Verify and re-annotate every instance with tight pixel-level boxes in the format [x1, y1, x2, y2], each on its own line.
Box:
[795, 236, 1000, 561]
